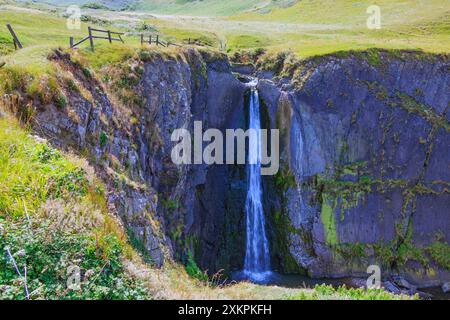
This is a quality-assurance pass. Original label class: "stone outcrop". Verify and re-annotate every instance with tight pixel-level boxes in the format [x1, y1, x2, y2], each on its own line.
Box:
[258, 51, 450, 287]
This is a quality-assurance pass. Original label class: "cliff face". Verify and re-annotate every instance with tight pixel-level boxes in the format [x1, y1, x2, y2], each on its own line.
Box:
[2, 48, 448, 287]
[259, 51, 450, 287]
[1, 48, 248, 271]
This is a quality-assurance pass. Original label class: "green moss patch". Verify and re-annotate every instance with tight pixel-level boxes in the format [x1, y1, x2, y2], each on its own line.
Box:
[320, 194, 338, 246]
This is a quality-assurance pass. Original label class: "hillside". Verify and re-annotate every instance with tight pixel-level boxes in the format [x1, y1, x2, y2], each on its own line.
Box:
[15, 0, 135, 10]
[234, 0, 449, 24]
[5, 1, 449, 57]
[134, 0, 297, 16]
[22, 0, 450, 24]
[18, 0, 298, 15]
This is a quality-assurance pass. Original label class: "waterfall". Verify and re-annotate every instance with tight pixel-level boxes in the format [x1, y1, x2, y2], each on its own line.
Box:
[242, 86, 273, 283]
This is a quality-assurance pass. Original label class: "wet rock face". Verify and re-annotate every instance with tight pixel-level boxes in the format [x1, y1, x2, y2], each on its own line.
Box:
[163, 51, 248, 272]
[132, 51, 247, 273]
[266, 53, 450, 287]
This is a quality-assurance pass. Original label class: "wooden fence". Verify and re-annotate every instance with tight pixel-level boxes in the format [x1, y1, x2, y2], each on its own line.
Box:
[70, 26, 124, 50]
[4, 22, 219, 54]
[141, 35, 222, 49]
[140, 34, 181, 48]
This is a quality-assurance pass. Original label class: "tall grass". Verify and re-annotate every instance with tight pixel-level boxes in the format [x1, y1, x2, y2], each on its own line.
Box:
[0, 116, 149, 299]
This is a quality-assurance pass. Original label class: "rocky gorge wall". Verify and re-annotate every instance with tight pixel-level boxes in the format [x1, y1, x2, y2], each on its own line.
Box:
[257, 50, 450, 287]
[2, 48, 448, 288]
[1, 48, 250, 273]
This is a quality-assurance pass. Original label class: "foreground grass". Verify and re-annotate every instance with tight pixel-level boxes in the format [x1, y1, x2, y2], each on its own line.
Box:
[0, 116, 149, 299]
[127, 261, 415, 300]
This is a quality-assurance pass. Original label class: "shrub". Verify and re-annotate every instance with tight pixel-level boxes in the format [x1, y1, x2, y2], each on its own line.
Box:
[81, 2, 108, 10]
[99, 131, 108, 148]
[0, 217, 148, 300]
[185, 251, 208, 282]
[55, 93, 67, 109]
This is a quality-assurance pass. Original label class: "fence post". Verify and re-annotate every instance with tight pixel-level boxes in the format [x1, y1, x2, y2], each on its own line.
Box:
[6, 24, 23, 49]
[140, 34, 143, 45]
[107, 30, 112, 43]
[70, 36, 74, 48]
[88, 26, 94, 51]
[149, 36, 152, 45]
[156, 35, 159, 46]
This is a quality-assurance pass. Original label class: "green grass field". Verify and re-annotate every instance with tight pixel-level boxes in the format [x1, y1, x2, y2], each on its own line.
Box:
[128, 0, 450, 57]
[135, 0, 266, 16]
[1, 0, 448, 62]
[227, 0, 450, 56]
[0, 5, 142, 74]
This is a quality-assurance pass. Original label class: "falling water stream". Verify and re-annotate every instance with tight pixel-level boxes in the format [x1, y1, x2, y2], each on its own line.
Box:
[241, 84, 273, 283]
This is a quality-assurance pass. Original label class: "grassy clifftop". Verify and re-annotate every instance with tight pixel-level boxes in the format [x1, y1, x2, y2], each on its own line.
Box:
[1, 1, 449, 61]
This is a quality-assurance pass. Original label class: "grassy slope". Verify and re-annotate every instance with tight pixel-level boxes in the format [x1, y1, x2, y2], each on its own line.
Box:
[227, 0, 450, 56]
[136, 0, 266, 16]
[4, 1, 448, 60]
[129, 0, 449, 57]
[0, 116, 150, 299]
[0, 6, 134, 68]
[25, 0, 292, 16]
[15, 0, 134, 10]
[234, 0, 448, 24]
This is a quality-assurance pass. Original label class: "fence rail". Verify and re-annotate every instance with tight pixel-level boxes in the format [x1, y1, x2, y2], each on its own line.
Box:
[70, 26, 125, 50]
[5, 21, 220, 53]
[140, 34, 181, 48]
